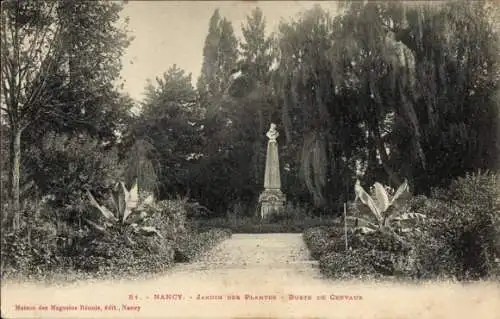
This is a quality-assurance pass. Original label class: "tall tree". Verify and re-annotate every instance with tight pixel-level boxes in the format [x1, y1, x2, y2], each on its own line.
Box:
[22, 0, 132, 146]
[275, 5, 367, 209]
[197, 9, 238, 115]
[0, 0, 130, 227]
[333, 1, 420, 188]
[393, 0, 500, 190]
[135, 65, 203, 199]
[339, 0, 499, 191]
[196, 8, 239, 161]
[194, 9, 250, 213]
[1, 1, 63, 219]
[227, 7, 276, 196]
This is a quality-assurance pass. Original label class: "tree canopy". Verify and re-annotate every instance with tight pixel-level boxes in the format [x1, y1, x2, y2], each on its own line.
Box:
[2, 0, 499, 221]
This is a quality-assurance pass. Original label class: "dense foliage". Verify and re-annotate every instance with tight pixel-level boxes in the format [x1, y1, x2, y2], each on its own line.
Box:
[1, 192, 231, 281]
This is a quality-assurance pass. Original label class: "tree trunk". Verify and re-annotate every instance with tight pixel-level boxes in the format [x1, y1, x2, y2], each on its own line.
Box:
[9, 128, 22, 230]
[372, 130, 402, 187]
[369, 116, 402, 187]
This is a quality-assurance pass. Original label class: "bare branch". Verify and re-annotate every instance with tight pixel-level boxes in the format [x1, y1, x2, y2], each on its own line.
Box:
[1, 57, 13, 103]
[19, 3, 58, 87]
[0, 17, 11, 61]
[20, 24, 64, 126]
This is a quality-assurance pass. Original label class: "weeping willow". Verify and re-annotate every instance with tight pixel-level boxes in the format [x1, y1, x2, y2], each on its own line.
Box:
[125, 137, 161, 195]
[300, 132, 328, 207]
[281, 1, 425, 199]
[277, 0, 500, 204]
[275, 7, 337, 207]
[337, 1, 429, 175]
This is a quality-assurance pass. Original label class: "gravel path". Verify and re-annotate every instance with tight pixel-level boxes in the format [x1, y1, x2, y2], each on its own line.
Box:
[169, 233, 321, 283]
[2, 233, 499, 319]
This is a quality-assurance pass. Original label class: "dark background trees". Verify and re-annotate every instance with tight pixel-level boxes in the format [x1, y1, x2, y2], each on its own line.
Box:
[2, 0, 499, 225]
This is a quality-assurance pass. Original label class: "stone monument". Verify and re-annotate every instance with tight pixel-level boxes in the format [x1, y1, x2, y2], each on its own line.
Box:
[258, 123, 286, 219]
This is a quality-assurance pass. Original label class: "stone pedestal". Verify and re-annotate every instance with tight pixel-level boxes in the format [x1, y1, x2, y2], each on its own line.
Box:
[259, 123, 286, 219]
[259, 189, 286, 218]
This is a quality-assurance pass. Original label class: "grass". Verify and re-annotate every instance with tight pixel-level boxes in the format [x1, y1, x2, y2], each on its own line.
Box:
[193, 215, 341, 233]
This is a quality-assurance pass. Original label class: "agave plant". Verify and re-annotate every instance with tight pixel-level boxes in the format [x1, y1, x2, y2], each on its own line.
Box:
[85, 181, 162, 243]
[348, 179, 426, 235]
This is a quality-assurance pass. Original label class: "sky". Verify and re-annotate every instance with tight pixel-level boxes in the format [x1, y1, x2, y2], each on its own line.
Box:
[118, 1, 340, 102]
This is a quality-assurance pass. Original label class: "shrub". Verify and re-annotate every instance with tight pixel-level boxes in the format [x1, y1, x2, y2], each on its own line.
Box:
[319, 248, 381, 280]
[1, 195, 197, 280]
[318, 244, 418, 280]
[69, 228, 174, 275]
[425, 205, 497, 280]
[410, 216, 460, 280]
[24, 132, 123, 206]
[349, 229, 411, 254]
[307, 195, 434, 280]
[441, 171, 498, 280]
[302, 227, 346, 259]
[309, 172, 500, 281]
[407, 172, 500, 280]
[70, 195, 192, 275]
[311, 180, 424, 280]
[145, 199, 188, 240]
[266, 212, 289, 223]
[1, 202, 61, 278]
[302, 226, 414, 279]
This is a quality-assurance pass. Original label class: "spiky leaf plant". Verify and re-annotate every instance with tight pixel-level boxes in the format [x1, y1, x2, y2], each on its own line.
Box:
[86, 180, 160, 243]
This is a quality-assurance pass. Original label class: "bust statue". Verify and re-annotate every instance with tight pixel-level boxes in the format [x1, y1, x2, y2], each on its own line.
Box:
[266, 123, 279, 141]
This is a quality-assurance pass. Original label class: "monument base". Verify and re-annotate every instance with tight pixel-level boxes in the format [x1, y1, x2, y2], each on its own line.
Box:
[258, 189, 286, 219]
